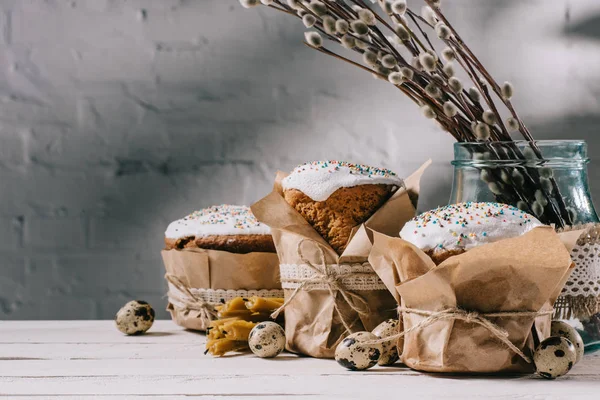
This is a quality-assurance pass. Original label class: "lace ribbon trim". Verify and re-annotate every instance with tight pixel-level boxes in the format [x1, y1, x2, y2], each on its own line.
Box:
[167, 282, 284, 307]
[279, 262, 387, 291]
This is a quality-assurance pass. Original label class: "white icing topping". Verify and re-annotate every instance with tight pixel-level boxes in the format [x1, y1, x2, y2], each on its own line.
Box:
[281, 161, 403, 201]
[400, 202, 544, 253]
[165, 205, 271, 239]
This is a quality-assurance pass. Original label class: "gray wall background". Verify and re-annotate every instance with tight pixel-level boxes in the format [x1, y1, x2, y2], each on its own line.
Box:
[1, 0, 599, 320]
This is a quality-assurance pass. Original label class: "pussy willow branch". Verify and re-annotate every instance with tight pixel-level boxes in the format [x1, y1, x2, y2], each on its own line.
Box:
[251, 0, 571, 226]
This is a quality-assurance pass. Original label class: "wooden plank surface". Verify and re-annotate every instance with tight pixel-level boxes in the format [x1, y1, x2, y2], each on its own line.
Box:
[0, 321, 599, 399]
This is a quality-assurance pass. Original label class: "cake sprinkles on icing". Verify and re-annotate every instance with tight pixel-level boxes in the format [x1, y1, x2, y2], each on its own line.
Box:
[282, 161, 403, 201]
[400, 202, 544, 252]
[165, 205, 270, 239]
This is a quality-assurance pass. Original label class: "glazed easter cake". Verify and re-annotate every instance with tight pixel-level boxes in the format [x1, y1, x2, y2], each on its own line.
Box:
[162, 205, 281, 331]
[282, 161, 404, 254]
[165, 205, 276, 254]
[400, 202, 544, 264]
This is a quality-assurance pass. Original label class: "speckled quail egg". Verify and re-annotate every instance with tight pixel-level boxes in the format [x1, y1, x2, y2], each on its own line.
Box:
[551, 320, 584, 363]
[335, 331, 382, 371]
[115, 300, 155, 335]
[534, 336, 577, 379]
[372, 319, 400, 366]
[248, 321, 286, 358]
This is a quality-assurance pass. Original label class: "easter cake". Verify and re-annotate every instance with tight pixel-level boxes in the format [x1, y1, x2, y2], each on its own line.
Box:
[164, 205, 276, 254]
[400, 202, 544, 264]
[281, 161, 404, 254]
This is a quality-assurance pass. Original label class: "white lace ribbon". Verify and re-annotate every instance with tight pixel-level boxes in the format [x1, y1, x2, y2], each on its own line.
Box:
[555, 224, 600, 319]
[279, 262, 388, 291]
[165, 273, 283, 320]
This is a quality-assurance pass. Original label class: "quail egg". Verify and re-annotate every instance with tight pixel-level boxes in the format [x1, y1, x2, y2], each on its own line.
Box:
[550, 320, 584, 363]
[248, 321, 286, 358]
[372, 319, 400, 366]
[115, 300, 155, 335]
[534, 336, 577, 379]
[335, 331, 382, 371]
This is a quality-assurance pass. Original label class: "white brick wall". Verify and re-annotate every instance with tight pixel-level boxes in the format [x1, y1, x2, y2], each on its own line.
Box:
[0, 0, 599, 320]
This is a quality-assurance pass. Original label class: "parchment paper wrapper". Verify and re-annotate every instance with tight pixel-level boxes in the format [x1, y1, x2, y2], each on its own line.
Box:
[161, 248, 281, 331]
[369, 226, 573, 373]
[251, 161, 430, 358]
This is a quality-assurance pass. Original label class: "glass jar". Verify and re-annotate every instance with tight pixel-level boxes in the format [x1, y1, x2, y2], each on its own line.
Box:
[450, 140, 598, 227]
[450, 140, 600, 351]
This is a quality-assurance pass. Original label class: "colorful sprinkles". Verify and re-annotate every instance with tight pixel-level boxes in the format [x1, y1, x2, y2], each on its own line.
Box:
[291, 161, 398, 179]
[183, 205, 263, 231]
[403, 202, 541, 250]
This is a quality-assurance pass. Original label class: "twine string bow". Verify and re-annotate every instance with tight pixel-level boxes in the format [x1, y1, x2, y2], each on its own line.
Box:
[366, 306, 554, 364]
[164, 273, 218, 321]
[271, 239, 372, 334]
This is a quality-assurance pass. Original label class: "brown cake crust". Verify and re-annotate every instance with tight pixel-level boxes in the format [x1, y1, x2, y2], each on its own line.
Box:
[164, 234, 276, 254]
[283, 184, 396, 255]
[425, 248, 466, 265]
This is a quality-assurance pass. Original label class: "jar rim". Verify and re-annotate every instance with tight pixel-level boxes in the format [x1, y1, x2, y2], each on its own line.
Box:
[453, 139, 587, 146]
[452, 140, 589, 166]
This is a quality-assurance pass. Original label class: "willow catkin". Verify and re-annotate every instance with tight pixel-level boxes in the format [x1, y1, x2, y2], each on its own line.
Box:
[421, 5, 437, 25]
[304, 31, 323, 47]
[443, 62, 455, 77]
[419, 53, 436, 72]
[322, 16, 336, 35]
[401, 67, 414, 80]
[355, 36, 370, 50]
[395, 25, 410, 41]
[309, 1, 328, 16]
[341, 35, 355, 49]
[302, 14, 316, 28]
[425, 83, 442, 98]
[240, 0, 260, 8]
[443, 101, 458, 117]
[351, 20, 369, 35]
[532, 201, 544, 217]
[391, 0, 407, 15]
[421, 105, 436, 119]
[512, 170, 525, 187]
[506, 117, 519, 131]
[336, 19, 349, 35]
[388, 71, 404, 85]
[474, 122, 491, 140]
[441, 47, 455, 62]
[480, 169, 493, 183]
[358, 9, 377, 26]
[381, 54, 398, 69]
[435, 22, 451, 39]
[287, 0, 301, 9]
[448, 77, 463, 93]
[501, 81, 514, 100]
[363, 50, 378, 67]
[539, 167, 553, 178]
[482, 110, 497, 125]
[535, 190, 549, 207]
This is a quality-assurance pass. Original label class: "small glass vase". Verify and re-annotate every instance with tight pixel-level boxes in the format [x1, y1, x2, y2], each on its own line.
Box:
[449, 140, 600, 351]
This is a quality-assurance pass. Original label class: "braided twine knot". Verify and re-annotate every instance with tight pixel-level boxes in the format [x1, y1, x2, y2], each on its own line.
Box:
[165, 273, 218, 322]
[272, 239, 374, 334]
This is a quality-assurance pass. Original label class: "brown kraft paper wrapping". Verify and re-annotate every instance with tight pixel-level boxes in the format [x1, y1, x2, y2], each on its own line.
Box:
[369, 226, 574, 373]
[251, 161, 430, 358]
[161, 248, 280, 331]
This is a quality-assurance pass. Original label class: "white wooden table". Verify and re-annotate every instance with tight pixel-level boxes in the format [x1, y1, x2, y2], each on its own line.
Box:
[0, 321, 599, 399]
